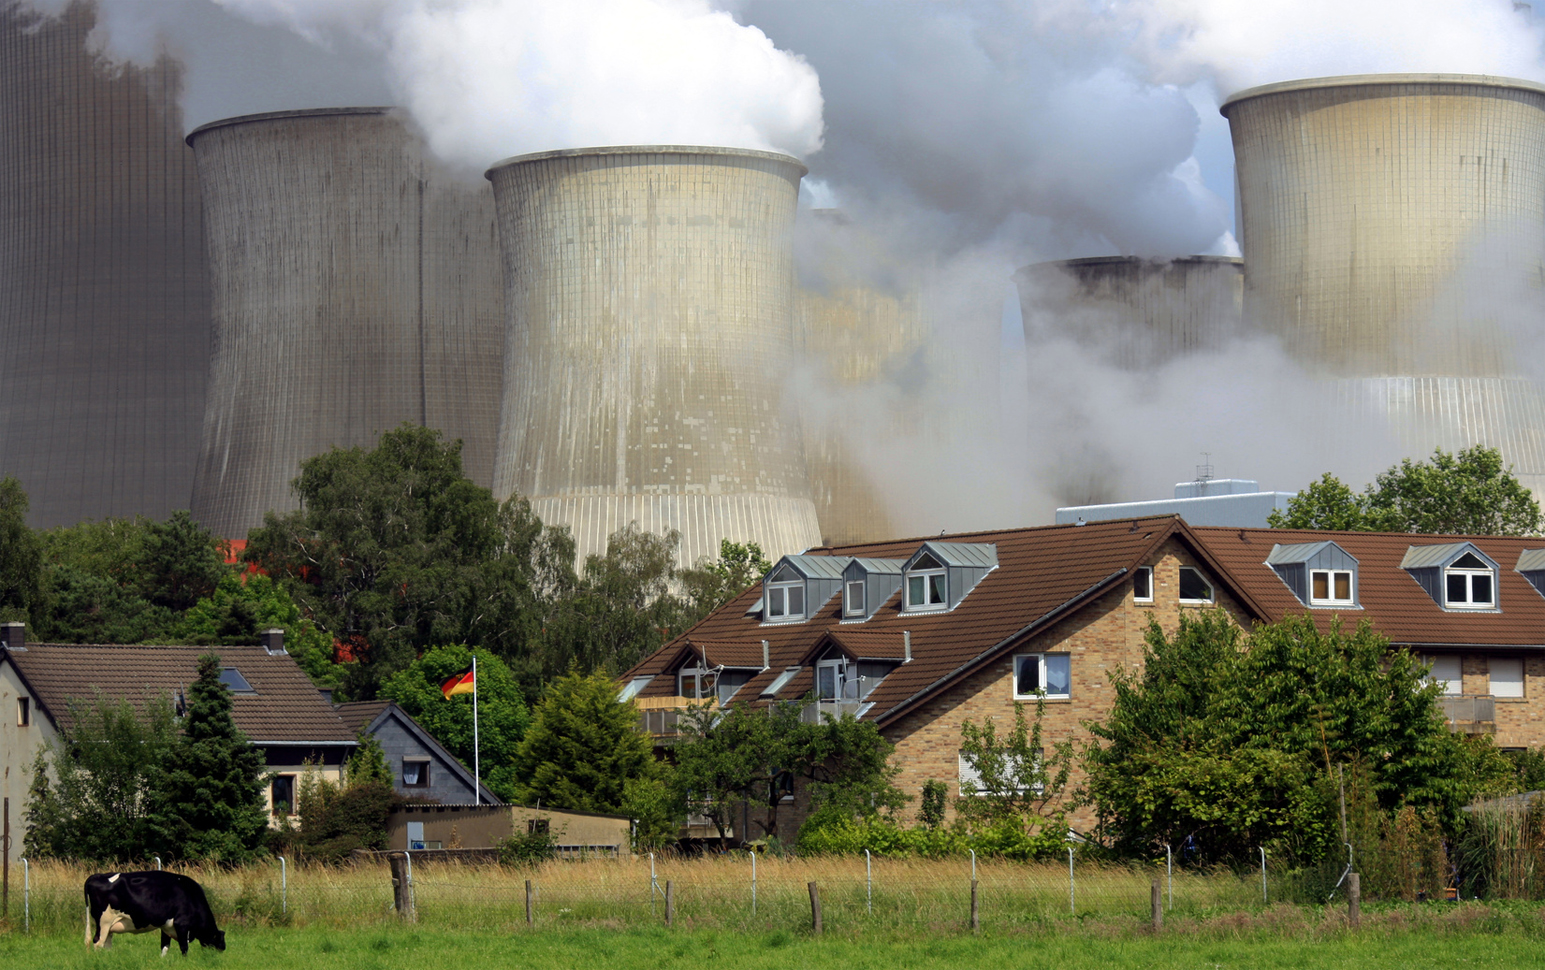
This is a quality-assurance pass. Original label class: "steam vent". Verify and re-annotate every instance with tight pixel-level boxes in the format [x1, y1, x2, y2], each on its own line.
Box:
[1013, 256, 1245, 370]
[188, 108, 505, 538]
[0, 2, 211, 527]
[486, 146, 822, 566]
[1222, 74, 1545, 494]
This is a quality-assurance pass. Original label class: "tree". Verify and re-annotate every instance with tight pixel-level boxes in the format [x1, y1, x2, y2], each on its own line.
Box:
[0, 476, 42, 624]
[678, 539, 772, 625]
[177, 573, 342, 688]
[138, 510, 229, 612]
[280, 760, 396, 861]
[22, 694, 177, 861]
[955, 699, 1073, 825]
[1083, 612, 1477, 864]
[513, 671, 658, 814]
[152, 653, 270, 863]
[1269, 446, 1542, 535]
[380, 645, 529, 801]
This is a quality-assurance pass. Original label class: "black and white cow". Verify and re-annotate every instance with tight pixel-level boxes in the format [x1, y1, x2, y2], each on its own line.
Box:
[84, 870, 226, 956]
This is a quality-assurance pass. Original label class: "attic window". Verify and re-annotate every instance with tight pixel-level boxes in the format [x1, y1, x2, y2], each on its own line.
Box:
[765, 565, 805, 621]
[219, 667, 256, 694]
[905, 553, 947, 611]
[1133, 567, 1153, 603]
[845, 581, 866, 616]
[1178, 567, 1213, 604]
[618, 676, 653, 703]
[761, 667, 801, 697]
[1310, 570, 1355, 606]
[1446, 553, 1495, 609]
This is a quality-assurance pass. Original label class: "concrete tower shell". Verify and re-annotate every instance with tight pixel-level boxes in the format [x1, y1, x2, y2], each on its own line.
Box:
[188, 108, 505, 538]
[0, 1, 211, 527]
[1013, 256, 1244, 370]
[486, 146, 821, 567]
[1223, 74, 1545, 492]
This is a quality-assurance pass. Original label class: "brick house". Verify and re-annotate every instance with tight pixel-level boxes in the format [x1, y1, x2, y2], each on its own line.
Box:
[0, 624, 356, 847]
[623, 516, 1545, 837]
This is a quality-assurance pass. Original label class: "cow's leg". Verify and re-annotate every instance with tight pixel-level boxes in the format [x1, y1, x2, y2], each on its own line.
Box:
[94, 907, 118, 948]
[161, 930, 172, 957]
[174, 922, 190, 956]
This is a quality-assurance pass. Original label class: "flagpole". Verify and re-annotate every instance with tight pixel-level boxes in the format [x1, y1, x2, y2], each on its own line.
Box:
[472, 654, 480, 807]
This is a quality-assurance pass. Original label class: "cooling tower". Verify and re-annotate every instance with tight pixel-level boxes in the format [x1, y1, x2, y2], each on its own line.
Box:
[1222, 74, 1545, 493]
[486, 146, 822, 567]
[188, 108, 505, 538]
[0, 1, 210, 527]
[1013, 256, 1244, 370]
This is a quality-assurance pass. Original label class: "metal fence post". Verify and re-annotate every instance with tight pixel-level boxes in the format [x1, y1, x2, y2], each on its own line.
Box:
[650, 852, 659, 916]
[1067, 846, 1075, 914]
[153, 856, 161, 871]
[1166, 844, 1172, 910]
[865, 849, 871, 914]
[752, 849, 757, 916]
[1259, 847, 1267, 904]
[21, 857, 28, 932]
[279, 855, 287, 915]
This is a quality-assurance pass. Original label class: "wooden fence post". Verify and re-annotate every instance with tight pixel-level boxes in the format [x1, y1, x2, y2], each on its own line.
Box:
[665, 880, 674, 926]
[970, 879, 979, 934]
[1348, 873, 1360, 929]
[388, 853, 415, 921]
[525, 879, 533, 925]
[808, 881, 822, 934]
[1151, 880, 1163, 931]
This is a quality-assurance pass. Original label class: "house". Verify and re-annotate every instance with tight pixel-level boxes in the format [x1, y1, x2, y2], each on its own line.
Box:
[622, 516, 1545, 835]
[387, 803, 631, 856]
[334, 699, 499, 804]
[0, 624, 356, 846]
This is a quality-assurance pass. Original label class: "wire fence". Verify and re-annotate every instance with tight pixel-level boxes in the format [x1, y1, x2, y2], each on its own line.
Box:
[4, 852, 1288, 937]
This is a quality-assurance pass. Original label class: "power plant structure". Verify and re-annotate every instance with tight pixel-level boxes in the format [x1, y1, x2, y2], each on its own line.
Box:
[1013, 256, 1245, 370]
[187, 108, 506, 539]
[486, 146, 822, 567]
[0, 1, 211, 528]
[1222, 74, 1545, 495]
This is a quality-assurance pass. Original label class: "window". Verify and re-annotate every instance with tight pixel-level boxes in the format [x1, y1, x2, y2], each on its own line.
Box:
[1133, 567, 1153, 603]
[958, 749, 1043, 796]
[677, 667, 713, 699]
[761, 667, 800, 697]
[905, 553, 947, 610]
[1178, 567, 1213, 603]
[619, 676, 653, 702]
[402, 759, 430, 788]
[218, 666, 255, 693]
[1310, 569, 1355, 606]
[17, 695, 29, 727]
[1491, 658, 1524, 699]
[765, 566, 805, 620]
[1425, 655, 1462, 696]
[816, 659, 849, 700]
[1445, 553, 1495, 609]
[1013, 653, 1070, 699]
[845, 580, 866, 616]
[271, 775, 296, 815]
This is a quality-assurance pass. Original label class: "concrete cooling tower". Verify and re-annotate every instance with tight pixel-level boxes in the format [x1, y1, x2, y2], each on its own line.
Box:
[1222, 75, 1545, 493]
[0, 1, 211, 527]
[486, 146, 822, 567]
[1013, 256, 1244, 370]
[188, 108, 505, 538]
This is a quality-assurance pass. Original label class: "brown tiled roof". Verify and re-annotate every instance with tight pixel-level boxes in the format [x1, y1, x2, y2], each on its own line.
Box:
[684, 638, 769, 669]
[4, 643, 355, 744]
[816, 629, 910, 662]
[626, 516, 1227, 726]
[334, 700, 391, 737]
[1192, 526, 1545, 647]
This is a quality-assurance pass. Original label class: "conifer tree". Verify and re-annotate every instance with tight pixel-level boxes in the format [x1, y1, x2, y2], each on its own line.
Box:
[153, 653, 269, 862]
[514, 671, 657, 814]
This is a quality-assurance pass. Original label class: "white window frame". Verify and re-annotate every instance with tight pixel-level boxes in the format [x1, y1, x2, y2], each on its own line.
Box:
[677, 666, 714, 700]
[904, 560, 947, 612]
[270, 773, 298, 815]
[765, 579, 806, 621]
[844, 580, 866, 616]
[1309, 568, 1356, 606]
[1177, 566, 1214, 604]
[816, 658, 850, 701]
[1490, 657, 1524, 699]
[17, 695, 29, 727]
[1443, 557, 1495, 610]
[958, 749, 1044, 797]
[1012, 652, 1071, 700]
[1424, 655, 1462, 696]
[1133, 566, 1153, 604]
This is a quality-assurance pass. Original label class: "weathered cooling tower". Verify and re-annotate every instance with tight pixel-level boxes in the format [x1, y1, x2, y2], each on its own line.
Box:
[188, 108, 505, 538]
[1013, 256, 1244, 369]
[486, 147, 822, 567]
[0, 1, 210, 527]
[1222, 75, 1545, 493]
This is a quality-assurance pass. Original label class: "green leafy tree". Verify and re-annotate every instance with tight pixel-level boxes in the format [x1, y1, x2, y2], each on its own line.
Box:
[1270, 446, 1542, 535]
[380, 645, 529, 801]
[152, 653, 270, 862]
[279, 762, 397, 861]
[678, 539, 772, 625]
[138, 510, 229, 612]
[513, 671, 658, 814]
[956, 699, 1073, 825]
[177, 573, 342, 687]
[22, 694, 177, 861]
[0, 476, 43, 624]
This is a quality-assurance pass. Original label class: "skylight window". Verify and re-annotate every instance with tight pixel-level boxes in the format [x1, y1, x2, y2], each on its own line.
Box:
[761, 667, 801, 697]
[219, 667, 255, 694]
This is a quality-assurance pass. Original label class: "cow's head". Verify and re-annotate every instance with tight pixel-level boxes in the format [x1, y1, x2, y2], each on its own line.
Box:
[200, 928, 226, 951]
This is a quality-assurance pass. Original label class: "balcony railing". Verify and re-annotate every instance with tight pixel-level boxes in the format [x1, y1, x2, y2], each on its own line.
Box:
[635, 696, 717, 737]
[1439, 694, 1496, 727]
[800, 699, 865, 724]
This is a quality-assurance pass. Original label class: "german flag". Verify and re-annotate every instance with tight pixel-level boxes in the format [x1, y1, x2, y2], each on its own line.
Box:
[441, 663, 476, 699]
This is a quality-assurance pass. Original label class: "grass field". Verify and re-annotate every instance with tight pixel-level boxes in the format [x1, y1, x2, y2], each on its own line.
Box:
[3, 906, 1545, 970]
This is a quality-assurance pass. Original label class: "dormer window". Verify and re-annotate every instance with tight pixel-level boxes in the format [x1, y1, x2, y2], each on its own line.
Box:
[1445, 553, 1494, 609]
[905, 553, 947, 611]
[1311, 570, 1354, 606]
[845, 581, 865, 616]
[1267, 541, 1359, 609]
[765, 565, 805, 621]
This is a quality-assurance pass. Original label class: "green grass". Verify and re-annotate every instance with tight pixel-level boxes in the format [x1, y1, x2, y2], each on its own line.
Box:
[5, 904, 1544, 969]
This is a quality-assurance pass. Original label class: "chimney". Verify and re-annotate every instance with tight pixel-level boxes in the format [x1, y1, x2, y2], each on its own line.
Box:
[259, 628, 286, 656]
[903, 631, 911, 663]
[1, 621, 24, 651]
[761, 639, 771, 671]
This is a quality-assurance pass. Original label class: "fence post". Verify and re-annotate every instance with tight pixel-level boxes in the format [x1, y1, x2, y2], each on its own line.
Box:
[751, 850, 757, 916]
[1151, 880, 1162, 931]
[2, 796, 8, 919]
[21, 857, 27, 933]
[525, 879, 534, 926]
[970, 879, 980, 935]
[277, 855, 287, 916]
[1166, 843, 1172, 911]
[388, 853, 416, 921]
[650, 852, 658, 917]
[865, 849, 872, 915]
[665, 880, 674, 926]
[808, 881, 822, 934]
[1348, 873, 1360, 928]
[1259, 847, 1267, 905]
[1067, 846, 1075, 914]
[153, 856, 161, 871]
